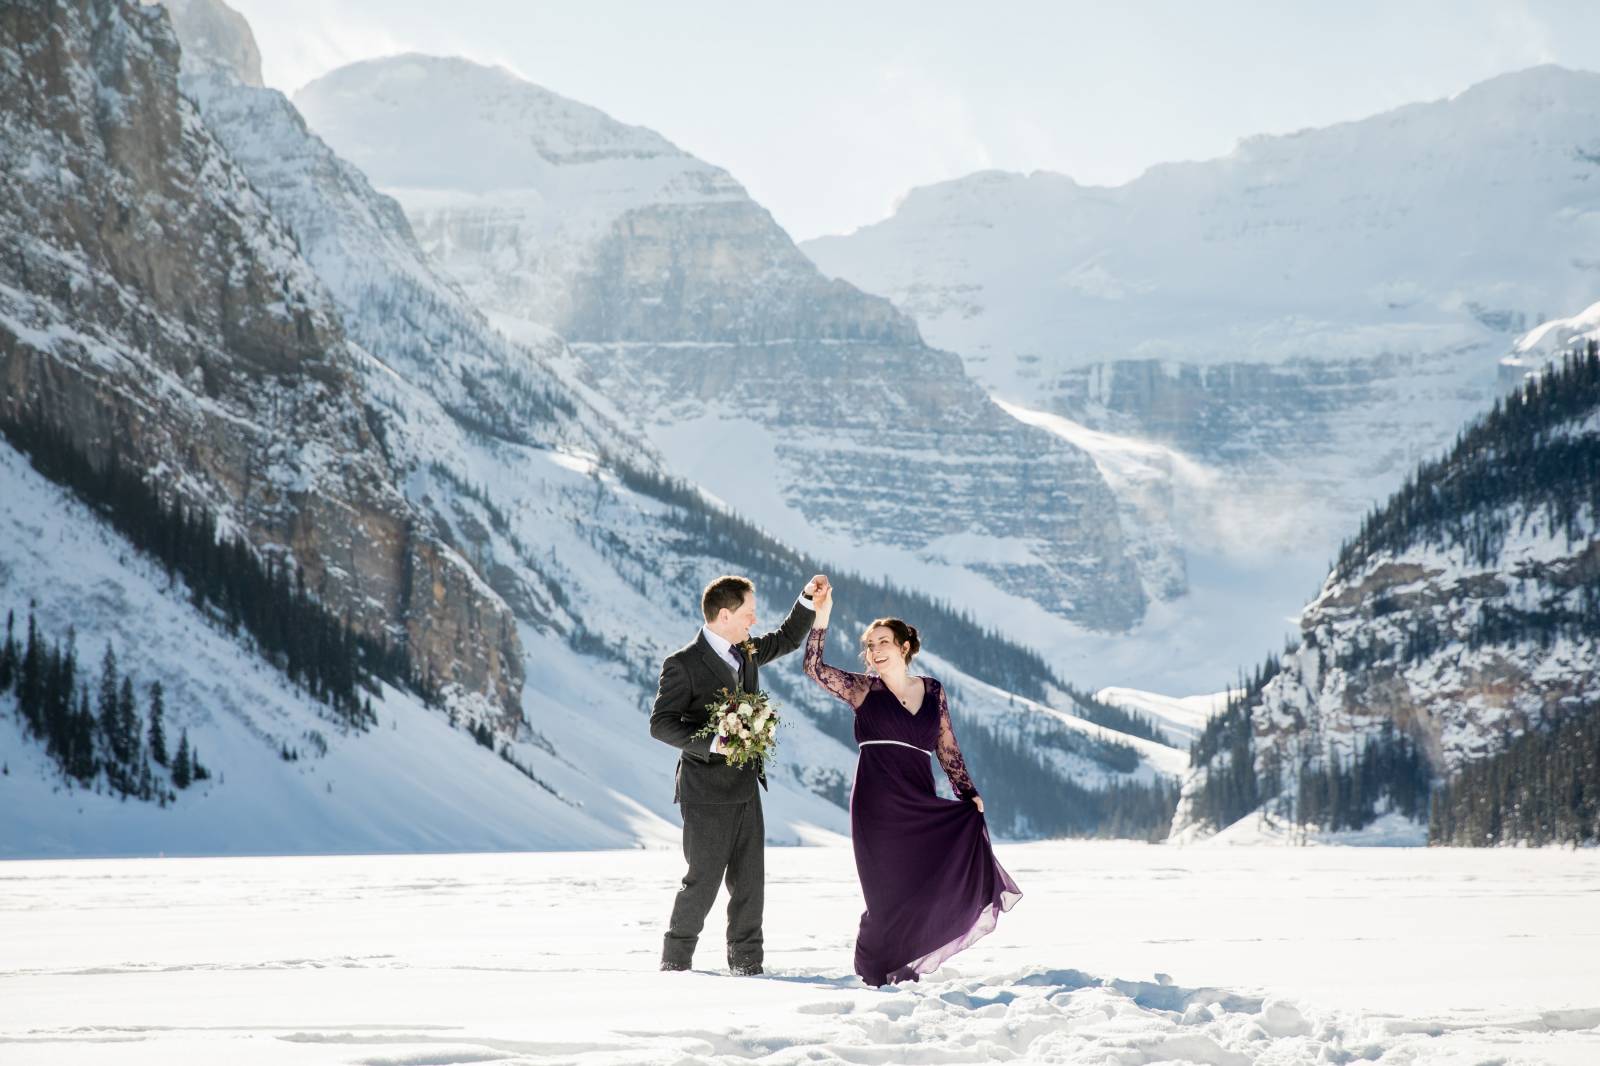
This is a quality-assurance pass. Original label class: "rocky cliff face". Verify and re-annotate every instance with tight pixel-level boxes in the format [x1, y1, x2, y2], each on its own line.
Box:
[806, 67, 1600, 378]
[0, 0, 1199, 850]
[799, 72, 1600, 680]
[1169, 349, 1600, 840]
[160, 0, 260, 86]
[0, 0, 521, 714]
[294, 55, 1171, 632]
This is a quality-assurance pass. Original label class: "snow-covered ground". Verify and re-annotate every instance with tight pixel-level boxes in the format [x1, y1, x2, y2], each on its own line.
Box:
[4, 843, 1597, 1065]
[1095, 687, 1232, 749]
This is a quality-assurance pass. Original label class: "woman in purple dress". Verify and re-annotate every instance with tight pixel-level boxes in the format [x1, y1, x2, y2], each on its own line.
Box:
[803, 583, 1022, 987]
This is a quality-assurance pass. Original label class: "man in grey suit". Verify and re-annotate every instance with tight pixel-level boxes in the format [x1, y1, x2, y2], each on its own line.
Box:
[650, 572, 826, 975]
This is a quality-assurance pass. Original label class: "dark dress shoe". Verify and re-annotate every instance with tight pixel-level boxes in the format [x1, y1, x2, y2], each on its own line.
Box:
[660, 959, 691, 972]
[729, 961, 763, 976]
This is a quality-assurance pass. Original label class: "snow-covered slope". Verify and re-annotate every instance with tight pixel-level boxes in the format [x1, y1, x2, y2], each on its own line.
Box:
[0, 0, 522, 714]
[1504, 300, 1600, 384]
[2, 0, 1192, 855]
[801, 68, 1600, 690]
[1094, 687, 1231, 749]
[806, 66, 1600, 376]
[1171, 347, 1600, 842]
[170, 5, 1167, 836]
[292, 54, 1182, 637]
[0, 440, 645, 856]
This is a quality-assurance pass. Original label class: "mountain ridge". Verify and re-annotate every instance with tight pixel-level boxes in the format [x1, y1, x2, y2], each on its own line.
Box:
[294, 51, 1178, 635]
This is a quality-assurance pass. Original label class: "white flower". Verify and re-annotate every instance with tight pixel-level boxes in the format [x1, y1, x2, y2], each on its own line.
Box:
[736, 702, 754, 718]
[739, 727, 751, 739]
[764, 719, 777, 734]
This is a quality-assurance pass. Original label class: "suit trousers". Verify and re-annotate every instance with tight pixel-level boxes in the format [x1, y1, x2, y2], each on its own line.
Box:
[662, 797, 764, 970]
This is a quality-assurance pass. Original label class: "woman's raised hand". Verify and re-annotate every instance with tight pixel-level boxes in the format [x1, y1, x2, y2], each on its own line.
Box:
[811, 581, 833, 621]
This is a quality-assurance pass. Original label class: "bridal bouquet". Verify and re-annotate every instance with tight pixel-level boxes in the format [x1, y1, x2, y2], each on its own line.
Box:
[693, 687, 780, 768]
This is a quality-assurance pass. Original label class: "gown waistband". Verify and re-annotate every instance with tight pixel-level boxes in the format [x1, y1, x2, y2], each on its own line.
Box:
[858, 739, 932, 755]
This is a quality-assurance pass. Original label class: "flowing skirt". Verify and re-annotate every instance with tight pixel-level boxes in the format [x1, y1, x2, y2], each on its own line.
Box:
[850, 744, 1022, 986]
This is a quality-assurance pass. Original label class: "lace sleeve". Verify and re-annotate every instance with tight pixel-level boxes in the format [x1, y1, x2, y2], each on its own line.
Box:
[933, 680, 980, 800]
[803, 626, 871, 710]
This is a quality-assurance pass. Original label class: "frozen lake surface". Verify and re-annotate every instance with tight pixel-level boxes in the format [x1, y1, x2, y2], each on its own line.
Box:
[3, 841, 1598, 1064]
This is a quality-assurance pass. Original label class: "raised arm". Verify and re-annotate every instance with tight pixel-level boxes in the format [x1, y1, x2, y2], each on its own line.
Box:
[932, 680, 980, 802]
[750, 590, 817, 665]
[803, 626, 871, 710]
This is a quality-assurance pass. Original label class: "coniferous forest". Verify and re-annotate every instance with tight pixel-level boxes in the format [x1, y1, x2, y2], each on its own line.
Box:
[1, 413, 423, 728]
[953, 711, 1181, 841]
[1430, 705, 1600, 846]
[0, 607, 204, 803]
[1184, 654, 1280, 832]
[606, 451, 1179, 836]
[609, 451, 1070, 701]
[1186, 347, 1600, 844]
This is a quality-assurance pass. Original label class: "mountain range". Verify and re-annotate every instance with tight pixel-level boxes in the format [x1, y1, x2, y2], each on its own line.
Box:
[0, 0, 1183, 856]
[3, 0, 1595, 856]
[291, 55, 1185, 641]
[804, 67, 1600, 688]
[1173, 344, 1599, 845]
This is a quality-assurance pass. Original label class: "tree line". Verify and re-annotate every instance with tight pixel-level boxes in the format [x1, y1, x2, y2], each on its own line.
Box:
[0, 608, 206, 802]
[1336, 343, 1600, 578]
[1184, 653, 1281, 831]
[954, 711, 1180, 840]
[1430, 705, 1599, 846]
[1, 413, 427, 727]
[1187, 345, 1600, 842]
[604, 451, 1067, 701]
[1267, 721, 1431, 832]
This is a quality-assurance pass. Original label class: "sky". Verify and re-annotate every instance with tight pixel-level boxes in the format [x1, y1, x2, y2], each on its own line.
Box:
[224, 0, 1600, 242]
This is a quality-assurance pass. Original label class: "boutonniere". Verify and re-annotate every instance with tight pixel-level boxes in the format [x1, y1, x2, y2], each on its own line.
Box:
[738, 639, 757, 659]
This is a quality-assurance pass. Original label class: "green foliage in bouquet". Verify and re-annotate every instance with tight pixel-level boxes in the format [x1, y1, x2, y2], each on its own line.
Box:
[692, 687, 781, 769]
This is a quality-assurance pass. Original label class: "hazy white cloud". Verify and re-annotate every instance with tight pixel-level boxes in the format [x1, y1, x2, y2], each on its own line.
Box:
[231, 4, 404, 91]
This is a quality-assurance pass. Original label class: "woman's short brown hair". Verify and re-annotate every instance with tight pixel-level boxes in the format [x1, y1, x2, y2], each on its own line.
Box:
[860, 617, 921, 667]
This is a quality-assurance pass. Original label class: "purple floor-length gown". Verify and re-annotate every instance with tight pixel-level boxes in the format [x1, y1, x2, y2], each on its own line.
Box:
[804, 625, 1022, 986]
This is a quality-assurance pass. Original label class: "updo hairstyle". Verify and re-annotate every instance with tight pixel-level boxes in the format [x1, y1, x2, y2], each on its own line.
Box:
[859, 617, 920, 668]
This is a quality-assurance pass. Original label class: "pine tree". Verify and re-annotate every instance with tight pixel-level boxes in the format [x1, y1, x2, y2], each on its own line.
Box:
[147, 681, 168, 766]
[172, 729, 192, 789]
[116, 676, 138, 767]
[69, 683, 97, 784]
[97, 642, 120, 760]
[46, 634, 79, 764]
[0, 609, 16, 690]
[18, 612, 42, 733]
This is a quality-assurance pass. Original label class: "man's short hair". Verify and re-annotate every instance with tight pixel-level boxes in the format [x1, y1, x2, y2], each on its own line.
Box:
[702, 575, 754, 622]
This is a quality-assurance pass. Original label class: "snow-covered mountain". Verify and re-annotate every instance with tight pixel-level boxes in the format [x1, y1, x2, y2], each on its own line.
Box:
[2, 0, 1189, 854]
[1170, 346, 1600, 844]
[0, 0, 521, 716]
[1502, 300, 1600, 385]
[804, 67, 1600, 687]
[0, 440, 647, 855]
[807, 66, 1600, 375]
[291, 55, 1183, 637]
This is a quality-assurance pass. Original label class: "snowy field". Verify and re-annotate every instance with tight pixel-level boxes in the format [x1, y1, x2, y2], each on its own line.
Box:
[3, 842, 1598, 1065]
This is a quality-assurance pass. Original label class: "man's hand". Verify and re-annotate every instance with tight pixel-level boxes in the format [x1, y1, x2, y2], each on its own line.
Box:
[807, 576, 833, 614]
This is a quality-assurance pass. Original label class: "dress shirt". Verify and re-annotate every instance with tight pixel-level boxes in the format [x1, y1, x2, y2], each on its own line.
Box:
[704, 592, 814, 754]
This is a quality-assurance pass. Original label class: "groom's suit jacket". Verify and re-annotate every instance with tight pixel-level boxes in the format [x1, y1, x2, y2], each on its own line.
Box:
[650, 595, 816, 804]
